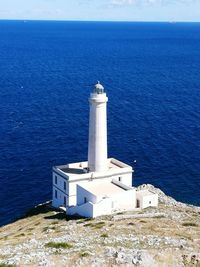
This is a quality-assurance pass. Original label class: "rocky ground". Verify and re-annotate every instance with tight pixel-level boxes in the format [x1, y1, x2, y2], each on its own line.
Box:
[0, 184, 200, 267]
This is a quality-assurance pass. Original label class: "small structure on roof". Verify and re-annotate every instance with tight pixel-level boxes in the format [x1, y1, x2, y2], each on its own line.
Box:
[52, 82, 158, 217]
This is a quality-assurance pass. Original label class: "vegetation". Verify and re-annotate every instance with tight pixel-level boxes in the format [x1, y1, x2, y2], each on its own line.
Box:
[128, 222, 135, 226]
[79, 251, 90, 257]
[182, 222, 198, 227]
[100, 233, 108, 238]
[45, 242, 73, 249]
[15, 233, 25, 237]
[0, 264, 17, 267]
[84, 221, 105, 229]
[140, 220, 147, 223]
[154, 215, 165, 219]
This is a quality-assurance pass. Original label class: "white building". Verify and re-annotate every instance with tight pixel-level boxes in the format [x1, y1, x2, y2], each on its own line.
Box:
[52, 82, 158, 217]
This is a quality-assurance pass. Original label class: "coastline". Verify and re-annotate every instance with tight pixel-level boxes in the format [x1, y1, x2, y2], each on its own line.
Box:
[0, 184, 199, 267]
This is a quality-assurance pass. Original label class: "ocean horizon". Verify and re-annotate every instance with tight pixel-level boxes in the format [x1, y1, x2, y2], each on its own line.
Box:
[0, 20, 200, 226]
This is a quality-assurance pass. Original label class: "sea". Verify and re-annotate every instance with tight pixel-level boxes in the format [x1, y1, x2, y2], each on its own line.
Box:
[0, 20, 200, 226]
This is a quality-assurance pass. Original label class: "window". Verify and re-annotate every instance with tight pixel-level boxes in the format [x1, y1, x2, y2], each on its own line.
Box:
[119, 177, 121, 182]
[64, 196, 66, 206]
[55, 175, 57, 184]
[149, 201, 151, 205]
[84, 197, 87, 203]
[55, 189, 57, 199]
[64, 181, 66, 190]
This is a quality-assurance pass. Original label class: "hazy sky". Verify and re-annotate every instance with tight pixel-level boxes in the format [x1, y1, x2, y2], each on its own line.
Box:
[0, 0, 199, 22]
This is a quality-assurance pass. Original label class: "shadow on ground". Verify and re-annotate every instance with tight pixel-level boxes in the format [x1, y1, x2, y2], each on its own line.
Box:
[23, 201, 86, 221]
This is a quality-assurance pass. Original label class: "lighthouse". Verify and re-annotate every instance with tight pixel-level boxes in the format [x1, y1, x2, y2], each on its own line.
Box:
[88, 81, 108, 172]
[52, 82, 158, 218]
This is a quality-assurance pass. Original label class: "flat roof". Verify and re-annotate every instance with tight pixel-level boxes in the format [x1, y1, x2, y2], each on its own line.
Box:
[54, 158, 133, 177]
[79, 181, 126, 197]
[136, 189, 156, 197]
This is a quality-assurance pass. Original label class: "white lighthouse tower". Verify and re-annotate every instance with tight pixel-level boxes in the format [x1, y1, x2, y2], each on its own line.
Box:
[88, 81, 108, 172]
[52, 82, 158, 218]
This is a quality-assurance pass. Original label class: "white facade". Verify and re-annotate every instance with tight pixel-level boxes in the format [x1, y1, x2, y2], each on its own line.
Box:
[136, 190, 158, 209]
[88, 82, 108, 172]
[52, 157, 133, 210]
[52, 82, 158, 218]
[68, 180, 136, 218]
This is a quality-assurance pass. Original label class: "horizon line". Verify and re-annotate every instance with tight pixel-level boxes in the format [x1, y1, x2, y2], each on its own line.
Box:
[0, 19, 200, 23]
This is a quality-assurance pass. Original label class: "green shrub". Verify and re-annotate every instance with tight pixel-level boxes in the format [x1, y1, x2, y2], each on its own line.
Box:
[45, 242, 73, 249]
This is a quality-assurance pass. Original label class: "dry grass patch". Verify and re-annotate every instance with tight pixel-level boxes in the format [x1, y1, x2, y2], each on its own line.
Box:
[182, 222, 198, 227]
[45, 242, 73, 249]
[100, 233, 108, 238]
[79, 251, 90, 257]
[84, 221, 106, 229]
[0, 264, 17, 267]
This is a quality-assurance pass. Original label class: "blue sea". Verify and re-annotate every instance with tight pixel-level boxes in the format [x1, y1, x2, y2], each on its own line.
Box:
[0, 20, 200, 226]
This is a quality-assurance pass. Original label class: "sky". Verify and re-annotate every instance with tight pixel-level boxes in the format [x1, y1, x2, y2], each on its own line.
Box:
[0, 0, 199, 22]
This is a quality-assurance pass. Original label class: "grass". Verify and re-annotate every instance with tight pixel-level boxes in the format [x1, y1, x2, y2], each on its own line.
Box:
[116, 212, 124, 215]
[51, 221, 59, 225]
[15, 233, 25, 237]
[182, 222, 198, 227]
[154, 215, 165, 219]
[45, 242, 73, 249]
[100, 233, 108, 238]
[79, 251, 90, 257]
[84, 221, 105, 229]
[140, 220, 147, 223]
[94, 222, 106, 229]
[76, 218, 92, 224]
[0, 264, 17, 267]
[128, 222, 135, 226]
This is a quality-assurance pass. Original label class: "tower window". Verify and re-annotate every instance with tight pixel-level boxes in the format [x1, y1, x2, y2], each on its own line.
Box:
[55, 190, 57, 199]
[64, 196, 66, 206]
[119, 177, 121, 182]
[55, 175, 57, 184]
[84, 197, 87, 203]
[64, 181, 66, 190]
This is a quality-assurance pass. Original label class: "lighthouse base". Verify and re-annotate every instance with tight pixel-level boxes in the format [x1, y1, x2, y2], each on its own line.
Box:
[52, 158, 158, 218]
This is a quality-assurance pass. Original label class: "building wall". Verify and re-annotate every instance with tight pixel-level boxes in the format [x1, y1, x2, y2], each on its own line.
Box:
[52, 172, 68, 208]
[111, 189, 136, 211]
[77, 185, 98, 205]
[92, 198, 112, 217]
[70, 184, 136, 217]
[142, 194, 158, 209]
[67, 198, 112, 218]
[136, 191, 158, 209]
[52, 187, 68, 208]
[52, 168, 133, 210]
[112, 173, 132, 187]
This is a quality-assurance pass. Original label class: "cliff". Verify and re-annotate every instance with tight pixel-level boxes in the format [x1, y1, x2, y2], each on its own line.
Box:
[0, 185, 200, 267]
